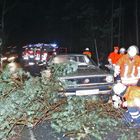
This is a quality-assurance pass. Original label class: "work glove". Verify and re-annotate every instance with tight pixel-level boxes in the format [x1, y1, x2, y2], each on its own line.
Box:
[112, 95, 122, 109]
[114, 65, 120, 77]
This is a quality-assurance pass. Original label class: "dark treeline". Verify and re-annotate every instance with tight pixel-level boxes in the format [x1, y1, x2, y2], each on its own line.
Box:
[0, 0, 139, 58]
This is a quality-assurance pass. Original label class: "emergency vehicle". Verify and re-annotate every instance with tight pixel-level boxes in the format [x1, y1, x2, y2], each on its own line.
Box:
[22, 43, 67, 67]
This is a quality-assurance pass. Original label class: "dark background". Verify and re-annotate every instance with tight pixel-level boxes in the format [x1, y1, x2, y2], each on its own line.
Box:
[0, 0, 139, 57]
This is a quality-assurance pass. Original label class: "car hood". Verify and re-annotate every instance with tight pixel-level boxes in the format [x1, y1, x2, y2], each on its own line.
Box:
[63, 65, 110, 77]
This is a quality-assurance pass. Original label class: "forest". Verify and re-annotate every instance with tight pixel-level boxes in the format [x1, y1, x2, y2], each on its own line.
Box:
[0, 0, 139, 56]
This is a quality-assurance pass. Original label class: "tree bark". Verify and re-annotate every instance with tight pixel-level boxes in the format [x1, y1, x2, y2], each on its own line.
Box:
[111, 0, 114, 51]
[135, 0, 139, 46]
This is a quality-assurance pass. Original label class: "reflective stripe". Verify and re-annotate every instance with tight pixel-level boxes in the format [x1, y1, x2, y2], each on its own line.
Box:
[23, 56, 29, 60]
[42, 55, 47, 61]
[29, 62, 35, 65]
[29, 55, 34, 58]
[131, 66, 135, 77]
[35, 58, 40, 60]
[36, 54, 40, 57]
[137, 67, 140, 77]
[121, 77, 139, 85]
[130, 111, 140, 116]
[35, 56, 40, 60]
[124, 65, 128, 77]
[130, 113, 140, 119]
[114, 65, 120, 76]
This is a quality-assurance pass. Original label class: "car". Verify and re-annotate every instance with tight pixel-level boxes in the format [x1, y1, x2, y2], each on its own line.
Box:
[48, 54, 114, 101]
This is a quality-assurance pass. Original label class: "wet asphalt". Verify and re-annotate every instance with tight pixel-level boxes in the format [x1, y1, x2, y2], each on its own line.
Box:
[21, 122, 70, 140]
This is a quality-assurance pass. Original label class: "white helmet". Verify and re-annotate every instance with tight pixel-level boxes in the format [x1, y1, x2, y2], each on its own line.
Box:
[119, 48, 126, 53]
[112, 83, 126, 95]
[127, 45, 139, 57]
[85, 48, 89, 51]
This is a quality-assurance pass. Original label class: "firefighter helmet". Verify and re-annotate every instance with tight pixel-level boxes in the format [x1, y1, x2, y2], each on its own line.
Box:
[127, 45, 139, 57]
[119, 48, 126, 53]
[85, 48, 89, 51]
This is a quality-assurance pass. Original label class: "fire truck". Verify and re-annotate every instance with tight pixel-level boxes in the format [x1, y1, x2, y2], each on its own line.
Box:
[22, 43, 67, 67]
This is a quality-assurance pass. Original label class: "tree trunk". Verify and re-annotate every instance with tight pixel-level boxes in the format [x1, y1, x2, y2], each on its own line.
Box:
[1, 0, 6, 32]
[111, 0, 114, 51]
[118, 0, 122, 47]
[135, 0, 139, 46]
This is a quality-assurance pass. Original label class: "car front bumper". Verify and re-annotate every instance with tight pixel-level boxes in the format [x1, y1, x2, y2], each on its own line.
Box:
[59, 84, 113, 96]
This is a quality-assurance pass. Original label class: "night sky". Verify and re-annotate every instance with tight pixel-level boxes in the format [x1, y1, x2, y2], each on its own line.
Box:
[0, 0, 140, 55]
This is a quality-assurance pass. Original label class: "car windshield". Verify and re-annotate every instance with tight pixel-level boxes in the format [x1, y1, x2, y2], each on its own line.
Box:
[50, 55, 96, 66]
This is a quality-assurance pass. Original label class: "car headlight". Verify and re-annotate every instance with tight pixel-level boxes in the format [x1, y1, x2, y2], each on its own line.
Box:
[83, 78, 90, 84]
[105, 75, 114, 83]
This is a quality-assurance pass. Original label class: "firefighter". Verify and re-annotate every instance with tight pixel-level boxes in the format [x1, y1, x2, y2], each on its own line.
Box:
[108, 46, 120, 65]
[114, 45, 140, 85]
[28, 48, 35, 66]
[106, 46, 120, 74]
[35, 47, 41, 64]
[52, 48, 57, 56]
[112, 83, 140, 127]
[118, 47, 126, 59]
[83, 48, 92, 58]
[41, 49, 48, 65]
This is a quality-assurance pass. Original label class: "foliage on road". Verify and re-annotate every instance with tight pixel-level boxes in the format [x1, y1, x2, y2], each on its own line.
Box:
[51, 97, 137, 140]
[0, 62, 77, 140]
[0, 63, 138, 140]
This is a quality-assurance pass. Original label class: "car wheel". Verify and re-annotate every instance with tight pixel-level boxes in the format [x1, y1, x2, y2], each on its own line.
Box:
[99, 94, 110, 103]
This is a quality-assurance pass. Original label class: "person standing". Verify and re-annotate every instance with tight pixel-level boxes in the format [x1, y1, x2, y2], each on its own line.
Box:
[35, 47, 41, 65]
[118, 47, 126, 59]
[108, 46, 120, 65]
[41, 49, 48, 65]
[106, 46, 120, 74]
[83, 48, 92, 58]
[28, 48, 35, 66]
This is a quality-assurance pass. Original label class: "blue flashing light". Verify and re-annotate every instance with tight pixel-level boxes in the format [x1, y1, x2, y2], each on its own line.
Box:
[50, 43, 57, 47]
[23, 43, 58, 49]
[35, 43, 43, 47]
[50, 43, 58, 48]
[44, 44, 50, 47]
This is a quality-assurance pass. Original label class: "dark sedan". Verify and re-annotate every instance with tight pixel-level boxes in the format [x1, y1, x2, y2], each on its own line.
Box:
[48, 54, 114, 99]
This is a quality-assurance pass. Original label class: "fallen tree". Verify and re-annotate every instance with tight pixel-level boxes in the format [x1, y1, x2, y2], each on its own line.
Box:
[0, 63, 138, 140]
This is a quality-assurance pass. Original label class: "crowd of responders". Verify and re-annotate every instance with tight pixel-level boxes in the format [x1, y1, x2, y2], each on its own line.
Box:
[22, 43, 58, 66]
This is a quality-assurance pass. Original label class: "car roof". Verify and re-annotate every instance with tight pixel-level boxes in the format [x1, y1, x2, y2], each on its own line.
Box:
[55, 54, 86, 57]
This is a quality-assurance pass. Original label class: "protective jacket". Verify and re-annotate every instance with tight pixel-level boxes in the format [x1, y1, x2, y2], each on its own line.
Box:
[123, 86, 140, 123]
[123, 86, 140, 107]
[28, 49, 35, 65]
[23, 49, 29, 60]
[115, 54, 140, 85]
[118, 54, 125, 60]
[35, 49, 41, 61]
[108, 52, 120, 64]
[28, 49, 34, 58]
[83, 51, 92, 58]
[41, 50, 48, 64]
